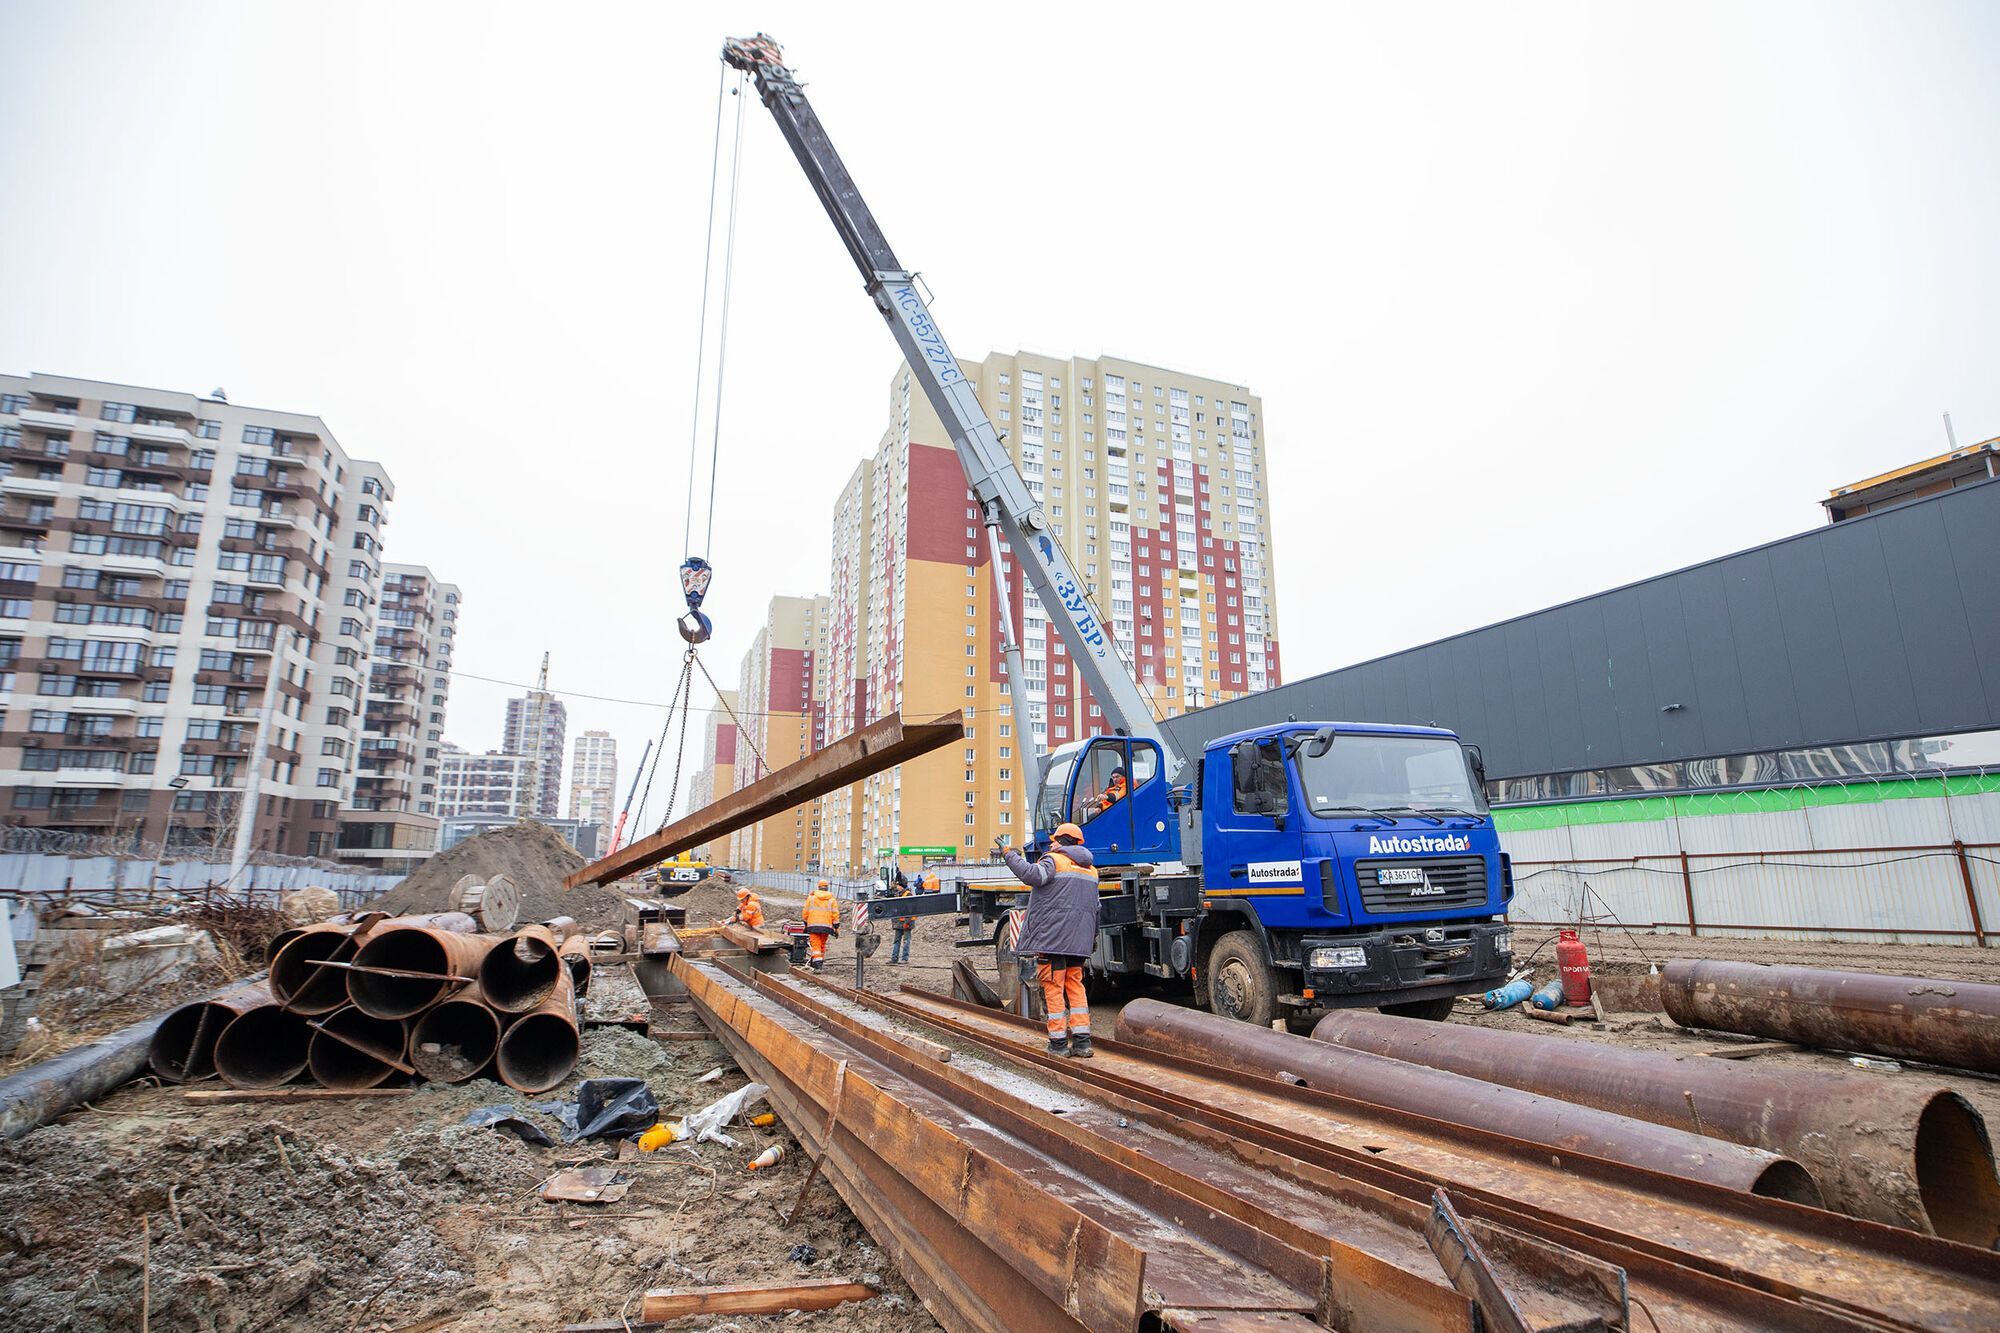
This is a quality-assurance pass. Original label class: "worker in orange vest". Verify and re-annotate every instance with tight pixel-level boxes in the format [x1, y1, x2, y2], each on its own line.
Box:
[801, 879, 841, 971]
[732, 886, 765, 931]
[1001, 823, 1101, 1057]
[921, 867, 941, 894]
[1089, 766, 1129, 820]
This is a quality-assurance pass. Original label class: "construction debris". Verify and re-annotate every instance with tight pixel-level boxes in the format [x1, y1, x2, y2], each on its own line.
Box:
[637, 1278, 879, 1320]
[1662, 958, 2000, 1073]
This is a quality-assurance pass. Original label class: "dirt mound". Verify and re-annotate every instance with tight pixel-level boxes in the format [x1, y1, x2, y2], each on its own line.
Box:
[366, 822, 634, 930]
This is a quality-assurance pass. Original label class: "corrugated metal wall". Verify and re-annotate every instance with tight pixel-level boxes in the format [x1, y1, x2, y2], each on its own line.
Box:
[1163, 477, 2000, 779]
[1504, 789, 2000, 945]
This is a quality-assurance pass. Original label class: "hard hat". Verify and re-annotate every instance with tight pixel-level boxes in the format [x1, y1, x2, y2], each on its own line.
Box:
[735, 886, 751, 897]
[1054, 822, 1084, 843]
[817, 879, 829, 889]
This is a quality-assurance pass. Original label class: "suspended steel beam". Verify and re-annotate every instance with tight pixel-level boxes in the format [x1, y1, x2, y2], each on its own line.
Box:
[565, 711, 965, 889]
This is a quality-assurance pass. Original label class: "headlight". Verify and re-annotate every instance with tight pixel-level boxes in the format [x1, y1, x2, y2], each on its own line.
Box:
[1309, 946, 1369, 971]
[1493, 930, 1513, 955]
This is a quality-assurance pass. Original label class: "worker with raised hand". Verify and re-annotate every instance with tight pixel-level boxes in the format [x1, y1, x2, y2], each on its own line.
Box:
[732, 885, 765, 931]
[1001, 823, 1100, 1058]
[802, 878, 841, 971]
[888, 873, 916, 965]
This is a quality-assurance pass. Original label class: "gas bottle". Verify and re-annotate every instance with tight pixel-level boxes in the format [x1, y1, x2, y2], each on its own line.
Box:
[1555, 928, 1592, 1006]
[1483, 976, 1533, 1010]
[747, 1145, 786, 1171]
[1529, 979, 1567, 1010]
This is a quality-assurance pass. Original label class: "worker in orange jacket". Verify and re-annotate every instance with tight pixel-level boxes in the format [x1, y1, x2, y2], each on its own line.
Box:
[802, 879, 841, 971]
[1089, 767, 1129, 820]
[732, 886, 765, 931]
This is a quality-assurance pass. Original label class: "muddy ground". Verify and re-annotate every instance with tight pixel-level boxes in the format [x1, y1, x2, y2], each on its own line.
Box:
[9, 878, 2000, 1332]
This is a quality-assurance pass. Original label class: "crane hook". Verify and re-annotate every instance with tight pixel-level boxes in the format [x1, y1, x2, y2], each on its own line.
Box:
[677, 556, 714, 645]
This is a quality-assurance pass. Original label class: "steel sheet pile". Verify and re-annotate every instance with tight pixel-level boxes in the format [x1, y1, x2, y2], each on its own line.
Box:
[146, 913, 597, 1094]
[674, 952, 2000, 1332]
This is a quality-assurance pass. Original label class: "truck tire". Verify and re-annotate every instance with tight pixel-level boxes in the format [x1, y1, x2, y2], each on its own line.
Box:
[1205, 931, 1278, 1028]
[1378, 996, 1456, 1022]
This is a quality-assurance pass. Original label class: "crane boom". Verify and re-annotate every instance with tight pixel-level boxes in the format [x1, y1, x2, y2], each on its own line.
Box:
[722, 34, 1186, 783]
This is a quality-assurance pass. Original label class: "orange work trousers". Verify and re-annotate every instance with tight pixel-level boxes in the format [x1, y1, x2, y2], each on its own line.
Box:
[807, 929, 830, 962]
[1036, 961, 1089, 1039]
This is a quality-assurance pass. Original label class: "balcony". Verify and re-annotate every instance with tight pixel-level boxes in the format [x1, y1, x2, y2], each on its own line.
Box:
[0, 510, 54, 532]
[0, 476, 63, 499]
[55, 766, 126, 787]
[17, 409, 78, 432]
[101, 553, 170, 578]
[128, 422, 193, 446]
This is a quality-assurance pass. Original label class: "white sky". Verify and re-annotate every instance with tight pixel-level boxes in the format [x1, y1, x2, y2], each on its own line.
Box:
[3, 1, 1996, 831]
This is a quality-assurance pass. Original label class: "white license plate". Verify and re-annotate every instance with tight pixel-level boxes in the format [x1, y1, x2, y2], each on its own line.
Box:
[1378, 867, 1427, 885]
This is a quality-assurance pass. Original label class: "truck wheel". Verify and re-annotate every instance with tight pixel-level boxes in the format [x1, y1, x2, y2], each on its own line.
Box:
[1205, 931, 1278, 1027]
[1378, 996, 1456, 1022]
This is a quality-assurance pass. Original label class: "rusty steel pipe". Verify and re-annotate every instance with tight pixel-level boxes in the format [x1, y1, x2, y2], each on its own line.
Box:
[480, 924, 563, 1013]
[495, 967, 579, 1093]
[1312, 1009, 2000, 1243]
[269, 922, 376, 1015]
[541, 916, 579, 942]
[557, 932, 593, 997]
[212, 1003, 313, 1088]
[307, 1005, 411, 1090]
[1116, 1000, 1823, 1205]
[148, 979, 272, 1083]
[410, 986, 502, 1083]
[1662, 959, 2000, 1075]
[346, 926, 497, 1019]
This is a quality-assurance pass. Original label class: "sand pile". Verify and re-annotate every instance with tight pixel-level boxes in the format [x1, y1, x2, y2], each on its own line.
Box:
[365, 822, 633, 929]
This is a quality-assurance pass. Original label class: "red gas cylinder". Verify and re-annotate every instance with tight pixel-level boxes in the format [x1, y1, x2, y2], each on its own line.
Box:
[1556, 928, 1592, 1006]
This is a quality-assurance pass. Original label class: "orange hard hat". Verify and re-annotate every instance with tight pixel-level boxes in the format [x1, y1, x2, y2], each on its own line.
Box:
[817, 879, 830, 889]
[1054, 823, 1084, 843]
[735, 886, 751, 897]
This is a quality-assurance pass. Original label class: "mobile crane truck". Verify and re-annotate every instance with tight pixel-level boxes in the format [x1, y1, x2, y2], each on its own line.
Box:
[723, 34, 1513, 1027]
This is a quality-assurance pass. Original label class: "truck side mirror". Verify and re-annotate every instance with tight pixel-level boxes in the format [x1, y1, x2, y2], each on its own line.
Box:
[1463, 742, 1487, 787]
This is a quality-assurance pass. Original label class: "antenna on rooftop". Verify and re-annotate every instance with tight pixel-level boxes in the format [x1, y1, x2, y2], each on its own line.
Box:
[1944, 413, 1959, 450]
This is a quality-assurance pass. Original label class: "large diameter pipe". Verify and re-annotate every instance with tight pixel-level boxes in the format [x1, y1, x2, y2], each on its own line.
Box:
[1662, 959, 2000, 1075]
[307, 1005, 411, 1090]
[410, 985, 503, 1083]
[269, 922, 371, 1015]
[213, 1003, 313, 1088]
[1312, 1009, 2000, 1243]
[480, 924, 563, 1013]
[147, 979, 272, 1083]
[558, 932, 593, 997]
[347, 927, 497, 1019]
[495, 967, 580, 1093]
[1115, 999, 1824, 1206]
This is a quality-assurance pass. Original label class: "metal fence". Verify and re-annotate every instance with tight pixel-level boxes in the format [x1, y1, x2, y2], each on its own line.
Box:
[732, 861, 1020, 903]
[1502, 789, 2000, 947]
[0, 852, 400, 908]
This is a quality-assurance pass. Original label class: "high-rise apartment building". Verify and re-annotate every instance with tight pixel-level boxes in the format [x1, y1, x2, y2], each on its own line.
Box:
[819, 353, 1281, 873]
[567, 730, 617, 857]
[688, 689, 739, 862]
[724, 595, 829, 872]
[436, 743, 536, 819]
[337, 564, 460, 872]
[503, 684, 566, 818]
[0, 373, 398, 858]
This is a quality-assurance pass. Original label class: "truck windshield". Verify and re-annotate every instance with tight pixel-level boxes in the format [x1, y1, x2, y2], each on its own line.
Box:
[1295, 734, 1488, 816]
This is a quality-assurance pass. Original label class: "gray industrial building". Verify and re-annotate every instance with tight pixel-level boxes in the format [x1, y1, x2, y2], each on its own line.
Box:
[1163, 462, 2000, 946]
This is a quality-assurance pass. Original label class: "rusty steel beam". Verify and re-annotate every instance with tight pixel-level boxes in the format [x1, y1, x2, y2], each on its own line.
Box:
[566, 712, 965, 888]
[1118, 999, 1818, 1202]
[1311, 1008, 2000, 1242]
[673, 955, 1626, 1332]
[1661, 959, 2000, 1075]
[883, 986, 2000, 1332]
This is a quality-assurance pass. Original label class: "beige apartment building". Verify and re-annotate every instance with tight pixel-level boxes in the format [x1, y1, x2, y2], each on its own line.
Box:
[503, 684, 566, 819]
[436, 743, 536, 819]
[817, 352, 1282, 875]
[723, 595, 830, 872]
[0, 373, 398, 859]
[337, 563, 460, 873]
[567, 730, 617, 857]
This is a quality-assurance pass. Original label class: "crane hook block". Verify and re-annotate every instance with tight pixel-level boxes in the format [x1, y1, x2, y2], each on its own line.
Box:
[678, 557, 715, 644]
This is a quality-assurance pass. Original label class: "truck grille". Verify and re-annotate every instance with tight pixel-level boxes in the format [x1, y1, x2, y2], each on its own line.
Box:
[1356, 856, 1489, 913]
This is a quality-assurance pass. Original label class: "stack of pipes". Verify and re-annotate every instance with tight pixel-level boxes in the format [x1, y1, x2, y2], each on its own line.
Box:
[147, 912, 587, 1094]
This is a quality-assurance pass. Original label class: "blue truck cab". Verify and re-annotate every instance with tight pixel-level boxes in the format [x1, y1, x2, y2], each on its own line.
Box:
[980, 721, 1514, 1027]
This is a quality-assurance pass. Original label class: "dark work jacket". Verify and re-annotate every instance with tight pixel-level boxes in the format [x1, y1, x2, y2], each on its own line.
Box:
[1004, 842, 1100, 958]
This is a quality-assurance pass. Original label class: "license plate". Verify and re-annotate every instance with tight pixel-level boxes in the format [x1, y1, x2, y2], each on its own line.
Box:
[1378, 867, 1427, 885]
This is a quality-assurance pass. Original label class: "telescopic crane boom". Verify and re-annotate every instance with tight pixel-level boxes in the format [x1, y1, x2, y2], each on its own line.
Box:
[722, 33, 1186, 785]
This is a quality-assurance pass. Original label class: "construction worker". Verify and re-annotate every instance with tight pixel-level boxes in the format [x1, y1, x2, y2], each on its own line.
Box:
[921, 866, 941, 894]
[1088, 766, 1129, 820]
[1001, 823, 1100, 1058]
[732, 885, 766, 931]
[802, 878, 841, 971]
[888, 874, 916, 965]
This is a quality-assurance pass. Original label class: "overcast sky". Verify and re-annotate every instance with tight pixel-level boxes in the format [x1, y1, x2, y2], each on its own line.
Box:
[3, 1, 1996, 832]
